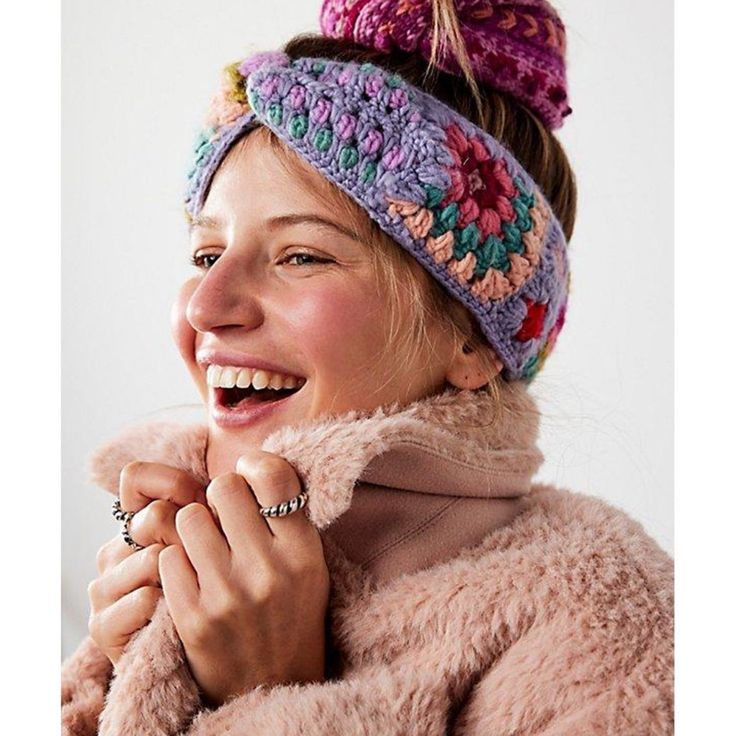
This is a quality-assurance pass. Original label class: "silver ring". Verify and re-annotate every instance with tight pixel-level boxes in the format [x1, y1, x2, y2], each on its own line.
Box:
[112, 498, 145, 551]
[258, 490, 309, 518]
[111, 497, 128, 522]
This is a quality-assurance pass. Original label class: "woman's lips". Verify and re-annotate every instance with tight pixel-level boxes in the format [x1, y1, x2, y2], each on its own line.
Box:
[209, 384, 303, 428]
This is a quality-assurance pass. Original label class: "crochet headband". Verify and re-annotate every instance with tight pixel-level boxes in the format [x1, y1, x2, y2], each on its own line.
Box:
[184, 51, 570, 382]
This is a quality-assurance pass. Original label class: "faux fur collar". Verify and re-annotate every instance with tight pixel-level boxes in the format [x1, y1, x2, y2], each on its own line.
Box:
[87, 384, 544, 529]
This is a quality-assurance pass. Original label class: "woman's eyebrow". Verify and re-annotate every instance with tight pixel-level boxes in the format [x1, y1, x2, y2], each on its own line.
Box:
[188, 214, 221, 233]
[265, 214, 363, 243]
[188, 212, 365, 243]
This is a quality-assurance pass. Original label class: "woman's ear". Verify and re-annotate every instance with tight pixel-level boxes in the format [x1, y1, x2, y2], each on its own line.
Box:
[445, 342, 501, 390]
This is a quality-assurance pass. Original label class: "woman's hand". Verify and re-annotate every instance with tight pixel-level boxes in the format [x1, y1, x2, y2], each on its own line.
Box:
[87, 462, 206, 666]
[158, 448, 330, 709]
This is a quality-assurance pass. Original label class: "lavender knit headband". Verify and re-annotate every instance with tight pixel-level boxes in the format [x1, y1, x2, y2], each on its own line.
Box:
[184, 51, 570, 382]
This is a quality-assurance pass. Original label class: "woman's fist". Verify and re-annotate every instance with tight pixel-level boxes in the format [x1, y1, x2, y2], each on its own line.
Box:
[159, 450, 330, 706]
[87, 462, 207, 666]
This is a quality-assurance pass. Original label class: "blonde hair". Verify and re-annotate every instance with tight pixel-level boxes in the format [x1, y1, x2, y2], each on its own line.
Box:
[224, 0, 577, 402]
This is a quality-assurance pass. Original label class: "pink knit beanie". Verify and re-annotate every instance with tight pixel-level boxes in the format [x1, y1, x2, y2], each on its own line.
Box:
[319, 0, 572, 130]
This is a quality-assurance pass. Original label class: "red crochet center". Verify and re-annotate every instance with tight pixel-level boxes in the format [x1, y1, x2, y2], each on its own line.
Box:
[516, 298, 547, 341]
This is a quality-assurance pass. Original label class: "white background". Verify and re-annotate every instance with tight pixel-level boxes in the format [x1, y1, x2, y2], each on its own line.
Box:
[61, 0, 673, 659]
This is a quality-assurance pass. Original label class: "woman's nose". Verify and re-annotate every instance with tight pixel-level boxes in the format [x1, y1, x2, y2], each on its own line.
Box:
[185, 255, 263, 334]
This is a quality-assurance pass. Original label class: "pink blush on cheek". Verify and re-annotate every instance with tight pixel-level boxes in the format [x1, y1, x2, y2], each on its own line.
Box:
[282, 285, 387, 372]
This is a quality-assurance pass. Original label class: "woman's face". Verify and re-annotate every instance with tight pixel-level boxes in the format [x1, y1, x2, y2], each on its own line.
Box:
[172, 129, 458, 477]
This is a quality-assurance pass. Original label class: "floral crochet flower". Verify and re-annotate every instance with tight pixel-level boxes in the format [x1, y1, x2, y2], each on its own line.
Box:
[442, 124, 518, 239]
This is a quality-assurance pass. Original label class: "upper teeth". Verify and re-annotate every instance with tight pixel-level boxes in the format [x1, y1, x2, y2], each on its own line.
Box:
[206, 364, 305, 391]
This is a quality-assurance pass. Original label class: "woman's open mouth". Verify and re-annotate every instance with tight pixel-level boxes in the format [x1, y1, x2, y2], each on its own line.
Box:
[209, 372, 307, 428]
[216, 383, 302, 409]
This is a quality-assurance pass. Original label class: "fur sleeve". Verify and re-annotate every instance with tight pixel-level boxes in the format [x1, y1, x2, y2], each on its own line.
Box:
[96, 598, 203, 736]
[450, 615, 674, 736]
[61, 635, 113, 736]
[182, 663, 452, 736]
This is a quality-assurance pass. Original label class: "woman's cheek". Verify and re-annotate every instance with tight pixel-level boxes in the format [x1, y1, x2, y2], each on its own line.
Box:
[288, 284, 384, 371]
[170, 277, 203, 392]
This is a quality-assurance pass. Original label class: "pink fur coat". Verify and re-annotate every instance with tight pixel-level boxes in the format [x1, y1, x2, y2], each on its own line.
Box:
[61, 385, 674, 735]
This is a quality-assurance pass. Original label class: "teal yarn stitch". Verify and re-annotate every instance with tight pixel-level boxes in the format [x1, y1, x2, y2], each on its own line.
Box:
[512, 198, 533, 232]
[193, 129, 215, 163]
[338, 145, 359, 169]
[423, 184, 444, 209]
[360, 161, 377, 184]
[250, 89, 261, 113]
[513, 177, 535, 205]
[289, 114, 308, 138]
[267, 103, 283, 126]
[430, 203, 459, 237]
[501, 222, 523, 257]
[485, 236, 510, 272]
[314, 128, 333, 152]
[186, 129, 215, 180]
[455, 223, 481, 257]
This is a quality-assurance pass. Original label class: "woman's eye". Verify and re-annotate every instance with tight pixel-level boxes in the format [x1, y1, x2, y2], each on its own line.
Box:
[189, 253, 220, 270]
[189, 251, 331, 270]
[281, 252, 331, 267]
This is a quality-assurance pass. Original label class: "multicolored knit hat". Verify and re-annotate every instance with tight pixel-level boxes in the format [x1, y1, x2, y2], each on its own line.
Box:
[319, 0, 572, 130]
[184, 51, 570, 382]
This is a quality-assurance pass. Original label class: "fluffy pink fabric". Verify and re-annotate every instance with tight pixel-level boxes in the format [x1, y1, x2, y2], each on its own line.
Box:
[62, 385, 673, 735]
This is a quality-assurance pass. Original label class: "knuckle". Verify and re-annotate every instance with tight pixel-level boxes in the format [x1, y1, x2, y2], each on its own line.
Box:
[251, 457, 294, 488]
[87, 578, 101, 601]
[249, 574, 278, 606]
[185, 615, 211, 647]
[87, 613, 101, 642]
[96, 538, 122, 573]
[176, 503, 207, 531]
[95, 545, 108, 572]
[119, 461, 145, 490]
[146, 499, 171, 524]
[158, 544, 179, 567]
[206, 473, 243, 502]
[143, 543, 164, 564]
[137, 585, 162, 607]
[171, 472, 195, 501]
[88, 610, 111, 645]
[289, 553, 322, 578]
[208, 593, 238, 622]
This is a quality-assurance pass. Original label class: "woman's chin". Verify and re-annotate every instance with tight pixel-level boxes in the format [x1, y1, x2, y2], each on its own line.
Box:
[205, 387, 308, 477]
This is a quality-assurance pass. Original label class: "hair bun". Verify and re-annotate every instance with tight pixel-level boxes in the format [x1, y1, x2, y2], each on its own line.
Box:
[319, 0, 572, 130]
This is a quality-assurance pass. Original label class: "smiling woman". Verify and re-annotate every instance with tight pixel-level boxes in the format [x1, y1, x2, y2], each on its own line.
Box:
[62, 2, 673, 735]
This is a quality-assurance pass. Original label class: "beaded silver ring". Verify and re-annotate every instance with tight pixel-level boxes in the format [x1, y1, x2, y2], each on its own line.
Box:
[112, 498, 145, 551]
[258, 490, 309, 518]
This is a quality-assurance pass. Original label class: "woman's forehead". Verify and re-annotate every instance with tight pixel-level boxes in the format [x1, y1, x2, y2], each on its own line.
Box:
[220, 128, 324, 191]
[207, 127, 375, 241]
